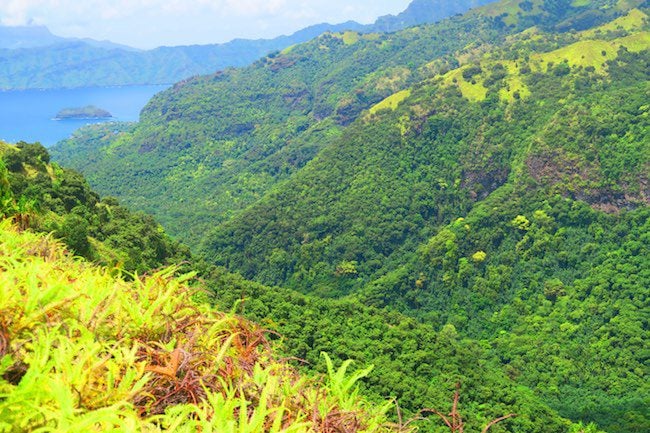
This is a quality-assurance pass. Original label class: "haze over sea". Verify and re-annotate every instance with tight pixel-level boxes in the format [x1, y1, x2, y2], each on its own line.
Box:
[0, 85, 168, 147]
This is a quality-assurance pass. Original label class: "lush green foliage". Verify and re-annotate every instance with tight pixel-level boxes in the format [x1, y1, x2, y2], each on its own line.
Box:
[45, 1, 650, 433]
[52, 1, 647, 247]
[204, 268, 581, 433]
[0, 141, 189, 272]
[198, 10, 650, 431]
[0, 145, 591, 433]
[0, 223, 402, 432]
[52, 4, 510, 245]
[203, 20, 649, 294]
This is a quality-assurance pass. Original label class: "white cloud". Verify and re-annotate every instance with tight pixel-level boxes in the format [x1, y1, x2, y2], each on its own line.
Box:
[225, 0, 287, 16]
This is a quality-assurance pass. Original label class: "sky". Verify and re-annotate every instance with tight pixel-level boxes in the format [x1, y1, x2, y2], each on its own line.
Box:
[0, 0, 413, 49]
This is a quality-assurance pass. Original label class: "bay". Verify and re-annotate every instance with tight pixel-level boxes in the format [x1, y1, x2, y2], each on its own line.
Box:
[0, 85, 168, 147]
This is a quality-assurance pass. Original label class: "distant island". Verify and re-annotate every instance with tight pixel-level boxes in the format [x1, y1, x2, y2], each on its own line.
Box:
[55, 105, 112, 120]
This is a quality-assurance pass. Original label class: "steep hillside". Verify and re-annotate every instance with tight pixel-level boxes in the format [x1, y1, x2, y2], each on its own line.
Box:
[199, 9, 649, 431]
[52, 0, 644, 246]
[0, 223, 400, 432]
[204, 268, 587, 433]
[0, 141, 189, 272]
[0, 141, 581, 433]
[203, 7, 649, 291]
[52, 2, 516, 244]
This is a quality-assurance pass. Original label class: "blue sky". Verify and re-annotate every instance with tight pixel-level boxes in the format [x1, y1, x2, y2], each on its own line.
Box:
[0, 0, 412, 49]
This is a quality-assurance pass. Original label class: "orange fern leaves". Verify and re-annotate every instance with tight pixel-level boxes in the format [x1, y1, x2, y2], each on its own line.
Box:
[145, 347, 184, 378]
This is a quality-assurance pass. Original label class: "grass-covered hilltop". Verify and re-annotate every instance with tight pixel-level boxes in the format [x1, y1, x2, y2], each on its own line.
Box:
[4, 0, 649, 432]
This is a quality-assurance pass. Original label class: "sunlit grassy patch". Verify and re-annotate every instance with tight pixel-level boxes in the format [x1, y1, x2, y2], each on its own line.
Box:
[368, 89, 412, 115]
[280, 45, 297, 55]
[342, 31, 361, 45]
[533, 40, 617, 72]
[362, 33, 381, 41]
[331, 31, 361, 46]
[443, 68, 488, 102]
[580, 8, 648, 38]
[473, 0, 542, 26]
[500, 75, 532, 102]
[613, 31, 650, 51]
[531, 32, 649, 73]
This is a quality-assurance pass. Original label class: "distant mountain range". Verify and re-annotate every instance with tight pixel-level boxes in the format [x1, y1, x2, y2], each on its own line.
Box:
[0, 25, 67, 49]
[0, 0, 494, 89]
[0, 24, 137, 50]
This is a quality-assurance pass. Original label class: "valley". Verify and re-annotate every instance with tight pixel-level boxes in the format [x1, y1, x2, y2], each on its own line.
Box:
[1, 1, 648, 432]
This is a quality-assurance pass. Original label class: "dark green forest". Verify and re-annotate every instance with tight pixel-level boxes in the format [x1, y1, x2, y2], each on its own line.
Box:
[1, 141, 598, 433]
[0, 141, 189, 272]
[6, 0, 649, 432]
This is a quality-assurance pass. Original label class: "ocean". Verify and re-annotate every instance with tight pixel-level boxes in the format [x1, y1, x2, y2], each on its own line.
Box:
[0, 85, 168, 147]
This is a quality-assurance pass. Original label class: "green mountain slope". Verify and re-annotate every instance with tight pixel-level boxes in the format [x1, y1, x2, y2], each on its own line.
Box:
[199, 10, 649, 431]
[52, 1, 535, 244]
[52, 0, 644, 246]
[0, 142, 583, 433]
[50, 2, 649, 432]
[0, 140, 189, 272]
[205, 269, 582, 433]
[202, 7, 649, 289]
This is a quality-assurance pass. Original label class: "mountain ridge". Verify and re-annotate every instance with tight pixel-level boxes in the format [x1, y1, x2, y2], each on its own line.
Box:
[51, 4, 510, 245]
[0, 0, 494, 90]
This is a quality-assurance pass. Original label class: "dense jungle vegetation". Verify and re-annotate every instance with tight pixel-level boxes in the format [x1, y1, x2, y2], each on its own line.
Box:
[4, 0, 649, 432]
[1, 142, 598, 433]
[0, 140, 189, 272]
[52, 0, 647, 245]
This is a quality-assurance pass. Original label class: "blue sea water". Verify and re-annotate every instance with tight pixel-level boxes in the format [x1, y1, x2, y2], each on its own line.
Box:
[0, 85, 168, 147]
